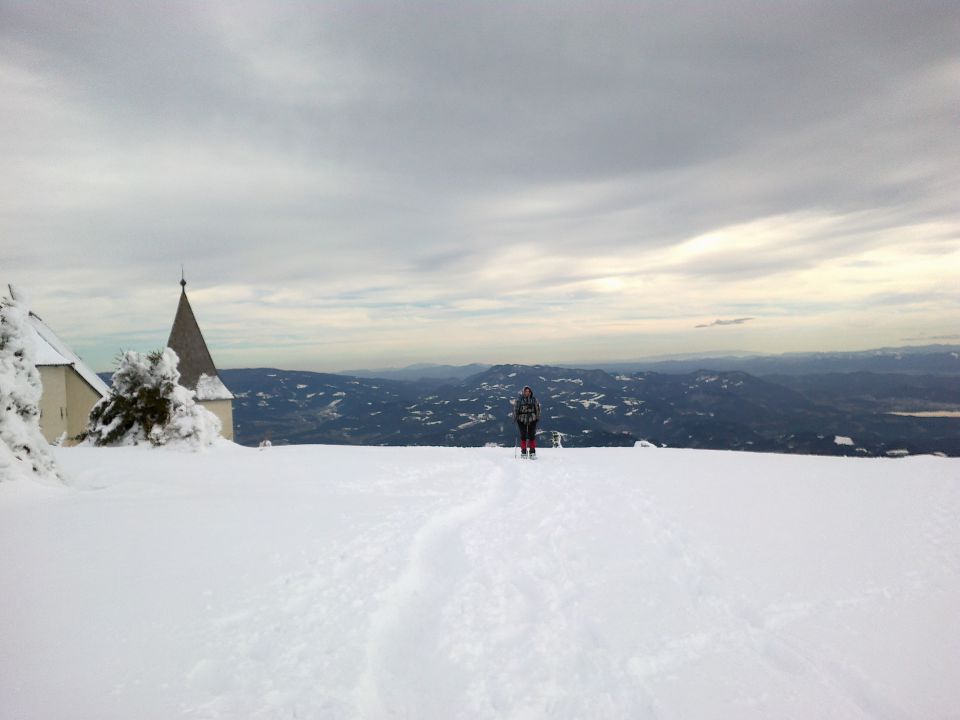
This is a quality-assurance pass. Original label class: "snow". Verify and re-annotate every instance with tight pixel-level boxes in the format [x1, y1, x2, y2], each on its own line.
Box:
[834, 435, 855, 446]
[1, 445, 958, 719]
[195, 373, 235, 401]
[25, 309, 109, 396]
[0, 290, 61, 484]
[164, 385, 222, 446]
[456, 412, 495, 430]
[26, 311, 110, 397]
[575, 392, 605, 410]
[318, 398, 343, 419]
[27, 323, 68, 365]
[86, 348, 221, 448]
[889, 411, 960, 418]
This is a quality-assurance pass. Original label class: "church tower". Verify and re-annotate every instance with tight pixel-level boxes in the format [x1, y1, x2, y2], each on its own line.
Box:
[167, 277, 235, 440]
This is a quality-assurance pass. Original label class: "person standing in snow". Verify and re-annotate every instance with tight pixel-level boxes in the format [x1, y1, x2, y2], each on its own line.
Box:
[514, 385, 541, 458]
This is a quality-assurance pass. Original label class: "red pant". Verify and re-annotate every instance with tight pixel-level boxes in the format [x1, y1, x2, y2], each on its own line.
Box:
[518, 422, 537, 450]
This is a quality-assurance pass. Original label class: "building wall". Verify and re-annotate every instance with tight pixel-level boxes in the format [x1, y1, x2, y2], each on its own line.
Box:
[65, 369, 104, 441]
[38, 365, 68, 442]
[38, 365, 105, 445]
[200, 399, 234, 441]
[40, 365, 231, 443]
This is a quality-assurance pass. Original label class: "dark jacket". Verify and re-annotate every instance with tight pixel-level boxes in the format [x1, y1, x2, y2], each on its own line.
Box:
[514, 388, 540, 425]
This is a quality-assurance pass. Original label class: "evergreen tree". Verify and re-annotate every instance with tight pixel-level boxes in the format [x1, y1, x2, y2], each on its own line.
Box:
[0, 287, 61, 483]
[85, 348, 221, 447]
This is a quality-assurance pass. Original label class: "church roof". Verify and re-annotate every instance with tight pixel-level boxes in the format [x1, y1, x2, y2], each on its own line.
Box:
[167, 280, 234, 401]
[28, 312, 110, 398]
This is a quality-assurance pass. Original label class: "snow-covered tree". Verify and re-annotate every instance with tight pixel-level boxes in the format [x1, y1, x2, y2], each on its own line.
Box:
[0, 287, 61, 483]
[85, 348, 221, 448]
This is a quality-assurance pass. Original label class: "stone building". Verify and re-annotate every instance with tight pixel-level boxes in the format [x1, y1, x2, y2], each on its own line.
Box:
[167, 278, 235, 440]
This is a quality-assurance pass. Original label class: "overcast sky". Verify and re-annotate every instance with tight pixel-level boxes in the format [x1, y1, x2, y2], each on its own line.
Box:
[2, 1, 958, 372]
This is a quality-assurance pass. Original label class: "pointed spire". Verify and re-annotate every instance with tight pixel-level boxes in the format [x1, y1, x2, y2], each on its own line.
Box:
[167, 278, 218, 391]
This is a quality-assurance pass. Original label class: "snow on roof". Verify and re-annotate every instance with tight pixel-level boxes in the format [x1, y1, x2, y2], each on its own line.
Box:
[196, 373, 235, 401]
[27, 312, 110, 397]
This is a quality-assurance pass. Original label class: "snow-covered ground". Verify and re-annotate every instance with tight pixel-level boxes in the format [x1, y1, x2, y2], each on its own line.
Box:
[1, 444, 958, 719]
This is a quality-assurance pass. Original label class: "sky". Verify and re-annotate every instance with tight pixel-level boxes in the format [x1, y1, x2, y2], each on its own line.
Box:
[2, 1, 958, 373]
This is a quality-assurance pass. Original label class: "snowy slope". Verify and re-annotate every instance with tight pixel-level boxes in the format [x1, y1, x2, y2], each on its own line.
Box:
[0, 445, 957, 719]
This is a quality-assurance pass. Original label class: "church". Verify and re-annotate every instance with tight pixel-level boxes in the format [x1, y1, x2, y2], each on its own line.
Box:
[28, 306, 110, 445]
[21, 279, 235, 443]
[166, 278, 235, 441]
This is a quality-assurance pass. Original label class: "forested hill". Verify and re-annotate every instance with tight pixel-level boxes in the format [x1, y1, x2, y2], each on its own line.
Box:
[219, 364, 960, 456]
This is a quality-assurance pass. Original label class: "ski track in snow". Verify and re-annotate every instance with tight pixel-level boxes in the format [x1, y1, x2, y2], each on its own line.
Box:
[172, 457, 511, 720]
[440, 460, 661, 718]
[354, 462, 509, 718]
[1, 446, 957, 719]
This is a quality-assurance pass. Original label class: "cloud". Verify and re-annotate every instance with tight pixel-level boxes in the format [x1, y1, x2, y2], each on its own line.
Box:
[901, 334, 960, 342]
[695, 318, 756, 329]
[1, 1, 959, 369]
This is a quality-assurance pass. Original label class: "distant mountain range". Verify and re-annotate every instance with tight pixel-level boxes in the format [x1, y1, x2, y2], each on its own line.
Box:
[586, 345, 960, 376]
[339, 363, 490, 382]
[218, 359, 960, 457]
[97, 345, 960, 456]
[340, 344, 960, 379]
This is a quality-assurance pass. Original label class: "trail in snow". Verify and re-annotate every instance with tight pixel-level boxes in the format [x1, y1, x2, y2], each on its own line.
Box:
[355, 463, 509, 717]
[0, 445, 957, 719]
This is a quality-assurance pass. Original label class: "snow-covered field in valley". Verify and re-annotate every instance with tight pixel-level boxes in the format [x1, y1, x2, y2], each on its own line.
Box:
[1, 444, 958, 719]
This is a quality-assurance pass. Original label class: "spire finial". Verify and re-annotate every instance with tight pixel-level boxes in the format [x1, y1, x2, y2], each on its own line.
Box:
[180, 266, 187, 290]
